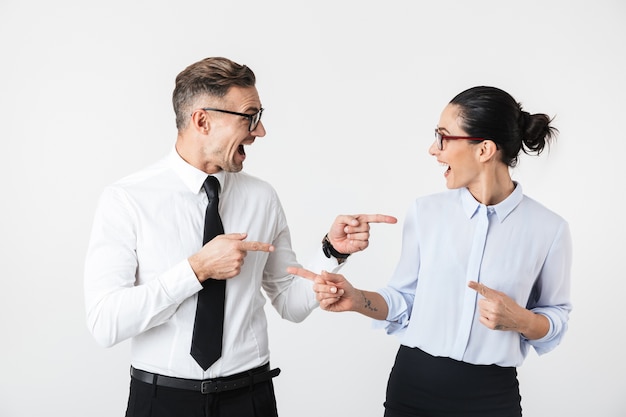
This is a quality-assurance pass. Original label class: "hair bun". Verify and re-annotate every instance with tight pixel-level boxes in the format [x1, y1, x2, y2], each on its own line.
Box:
[519, 110, 530, 131]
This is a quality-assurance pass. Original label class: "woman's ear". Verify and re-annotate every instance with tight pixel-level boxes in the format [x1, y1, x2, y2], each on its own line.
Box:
[478, 140, 498, 162]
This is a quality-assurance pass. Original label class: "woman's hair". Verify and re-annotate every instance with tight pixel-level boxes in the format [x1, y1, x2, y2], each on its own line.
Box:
[450, 86, 558, 167]
[172, 57, 256, 130]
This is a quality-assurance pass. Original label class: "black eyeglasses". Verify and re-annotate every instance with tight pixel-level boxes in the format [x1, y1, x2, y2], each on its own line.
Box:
[202, 107, 264, 132]
[434, 129, 485, 150]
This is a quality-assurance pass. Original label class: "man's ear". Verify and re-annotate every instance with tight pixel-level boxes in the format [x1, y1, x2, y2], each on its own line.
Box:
[190, 109, 210, 134]
[478, 140, 498, 162]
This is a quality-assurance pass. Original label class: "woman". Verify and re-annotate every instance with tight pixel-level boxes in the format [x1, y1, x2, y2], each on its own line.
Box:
[289, 86, 572, 416]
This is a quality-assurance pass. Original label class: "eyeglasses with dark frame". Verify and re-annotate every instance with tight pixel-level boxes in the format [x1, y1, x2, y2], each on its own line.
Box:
[201, 107, 264, 132]
[434, 129, 485, 150]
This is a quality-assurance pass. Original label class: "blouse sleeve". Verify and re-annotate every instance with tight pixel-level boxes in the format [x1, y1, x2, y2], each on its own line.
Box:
[375, 201, 419, 335]
[525, 220, 573, 355]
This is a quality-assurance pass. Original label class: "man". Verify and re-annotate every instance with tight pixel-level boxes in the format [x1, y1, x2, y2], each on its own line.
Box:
[84, 56, 396, 417]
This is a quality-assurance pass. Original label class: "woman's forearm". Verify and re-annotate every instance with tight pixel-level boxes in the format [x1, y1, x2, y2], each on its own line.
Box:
[353, 290, 389, 321]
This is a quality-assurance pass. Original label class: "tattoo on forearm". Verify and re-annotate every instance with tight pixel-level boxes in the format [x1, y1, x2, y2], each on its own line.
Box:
[361, 291, 378, 312]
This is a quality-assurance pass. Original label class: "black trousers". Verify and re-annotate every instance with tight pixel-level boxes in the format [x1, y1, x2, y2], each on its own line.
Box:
[125, 373, 279, 417]
[384, 345, 522, 417]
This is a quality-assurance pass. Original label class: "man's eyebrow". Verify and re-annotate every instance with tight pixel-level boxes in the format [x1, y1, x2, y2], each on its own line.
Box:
[244, 105, 262, 113]
[436, 126, 450, 134]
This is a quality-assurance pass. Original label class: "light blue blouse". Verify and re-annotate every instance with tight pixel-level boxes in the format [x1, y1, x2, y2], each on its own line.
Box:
[377, 183, 572, 367]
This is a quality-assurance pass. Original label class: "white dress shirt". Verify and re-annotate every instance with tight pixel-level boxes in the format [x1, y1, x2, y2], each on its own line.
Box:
[84, 149, 341, 379]
[376, 184, 572, 367]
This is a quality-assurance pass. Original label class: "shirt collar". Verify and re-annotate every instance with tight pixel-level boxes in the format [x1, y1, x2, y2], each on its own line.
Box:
[168, 148, 225, 194]
[460, 181, 523, 223]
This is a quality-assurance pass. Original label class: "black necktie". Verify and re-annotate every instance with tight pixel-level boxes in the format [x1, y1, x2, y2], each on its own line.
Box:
[190, 175, 225, 370]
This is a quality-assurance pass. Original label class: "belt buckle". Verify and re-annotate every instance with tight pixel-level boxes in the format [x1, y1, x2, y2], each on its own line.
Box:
[201, 380, 217, 394]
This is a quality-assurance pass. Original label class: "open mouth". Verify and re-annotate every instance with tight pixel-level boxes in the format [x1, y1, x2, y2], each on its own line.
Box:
[237, 144, 246, 156]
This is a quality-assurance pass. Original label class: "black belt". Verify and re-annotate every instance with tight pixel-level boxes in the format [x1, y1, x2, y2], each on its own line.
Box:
[130, 363, 281, 394]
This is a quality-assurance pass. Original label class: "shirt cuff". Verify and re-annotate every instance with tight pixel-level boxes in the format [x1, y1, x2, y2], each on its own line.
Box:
[308, 245, 348, 274]
[159, 260, 204, 304]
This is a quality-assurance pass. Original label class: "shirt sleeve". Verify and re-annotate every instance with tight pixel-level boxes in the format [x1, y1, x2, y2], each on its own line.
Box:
[525, 220, 573, 354]
[262, 224, 345, 323]
[83, 187, 201, 348]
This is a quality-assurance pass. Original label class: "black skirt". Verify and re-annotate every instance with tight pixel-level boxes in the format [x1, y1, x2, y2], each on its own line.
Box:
[384, 345, 522, 417]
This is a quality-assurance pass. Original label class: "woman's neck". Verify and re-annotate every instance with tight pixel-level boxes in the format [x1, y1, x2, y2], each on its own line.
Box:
[468, 167, 515, 206]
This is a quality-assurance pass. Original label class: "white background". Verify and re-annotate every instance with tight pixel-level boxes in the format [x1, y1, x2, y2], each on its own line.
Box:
[1, 1, 625, 416]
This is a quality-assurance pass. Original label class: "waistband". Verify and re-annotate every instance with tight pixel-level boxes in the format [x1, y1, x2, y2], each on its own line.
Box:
[130, 363, 281, 394]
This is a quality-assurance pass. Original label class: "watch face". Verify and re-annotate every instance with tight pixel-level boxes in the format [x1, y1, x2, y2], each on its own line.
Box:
[322, 236, 332, 259]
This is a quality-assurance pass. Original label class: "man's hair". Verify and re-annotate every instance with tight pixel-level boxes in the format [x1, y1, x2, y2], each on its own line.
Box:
[173, 57, 256, 130]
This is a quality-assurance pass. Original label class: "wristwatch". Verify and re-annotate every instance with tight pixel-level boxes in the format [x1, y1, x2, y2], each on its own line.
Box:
[322, 234, 350, 264]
